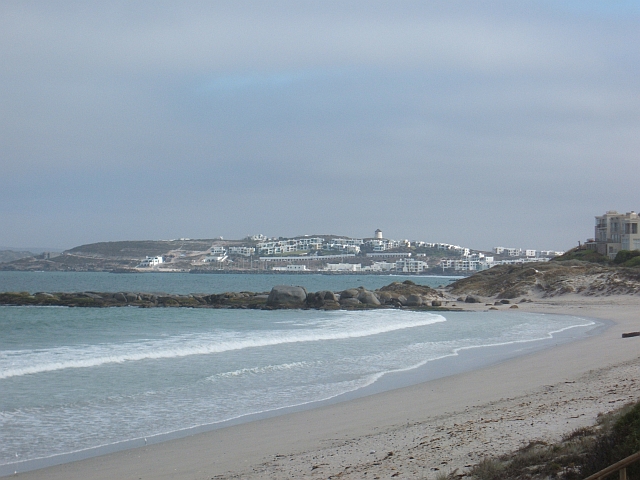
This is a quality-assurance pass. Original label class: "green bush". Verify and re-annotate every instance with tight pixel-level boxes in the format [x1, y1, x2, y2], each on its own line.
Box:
[613, 250, 640, 265]
[623, 256, 640, 268]
[553, 248, 610, 264]
[580, 402, 640, 478]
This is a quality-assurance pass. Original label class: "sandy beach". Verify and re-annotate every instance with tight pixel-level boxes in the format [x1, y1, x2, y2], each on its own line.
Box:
[12, 294, 640, 479]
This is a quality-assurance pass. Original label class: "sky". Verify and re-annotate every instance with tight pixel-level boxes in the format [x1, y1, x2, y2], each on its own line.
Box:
[1, 1, 639, 252]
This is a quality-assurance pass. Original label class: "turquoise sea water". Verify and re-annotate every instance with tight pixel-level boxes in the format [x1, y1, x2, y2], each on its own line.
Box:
[0, 272, 599, 475]
[0, 271, 458, 294]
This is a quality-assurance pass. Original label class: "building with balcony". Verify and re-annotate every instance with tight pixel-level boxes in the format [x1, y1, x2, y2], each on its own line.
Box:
[590, 210, 640, 259]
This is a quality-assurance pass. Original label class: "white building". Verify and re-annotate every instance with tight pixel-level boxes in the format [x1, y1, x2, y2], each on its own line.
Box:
[228, 246, 256, 256]
[364, 261, 396, 272]
[324, 263, 362, 272]
[210, 246, 226, 255]
[272, 264, 308, 271]
[366, 239, 400, 251]
[137, 256, 163, 268]
[366, 252, 411, 259]
[395, 258, 428, 273]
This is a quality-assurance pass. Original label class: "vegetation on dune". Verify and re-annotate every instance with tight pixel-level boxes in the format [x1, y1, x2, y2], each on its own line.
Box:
[469, 400, 640, 479]
[613, 250, 640, 267]
[67, 239, 214, 258]
[553, 247, 610, 264]
[447, 258, 640, 298]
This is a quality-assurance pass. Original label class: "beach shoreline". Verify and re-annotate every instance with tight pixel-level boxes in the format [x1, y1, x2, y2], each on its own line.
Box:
[9, 294, 640, 479]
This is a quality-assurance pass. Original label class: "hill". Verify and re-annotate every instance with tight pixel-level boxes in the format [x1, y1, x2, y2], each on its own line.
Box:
[447, 261, 640, 299]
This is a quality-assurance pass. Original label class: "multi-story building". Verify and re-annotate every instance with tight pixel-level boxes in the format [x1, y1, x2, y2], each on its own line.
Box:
[395, 258, 428, 273]
[228, 246, 256, 256]
[591, 210, 640, 258]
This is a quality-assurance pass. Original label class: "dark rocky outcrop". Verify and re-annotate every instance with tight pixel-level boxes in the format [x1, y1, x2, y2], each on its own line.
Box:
[405, 294, 423, 306]
[266, 285, 308, 307]
[357, 290, 381, 306]
[339, 297, 362, 307]
[0, 281, 453, 310]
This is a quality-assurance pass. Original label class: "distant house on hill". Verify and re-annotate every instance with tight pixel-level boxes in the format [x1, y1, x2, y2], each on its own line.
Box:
[137, 256, 163, 268]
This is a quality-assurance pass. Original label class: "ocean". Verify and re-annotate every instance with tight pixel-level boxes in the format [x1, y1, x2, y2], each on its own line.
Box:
[0, 272, 600, 475]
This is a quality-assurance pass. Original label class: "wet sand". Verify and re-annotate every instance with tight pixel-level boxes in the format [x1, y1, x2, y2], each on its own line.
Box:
[12, 295, 640, 479]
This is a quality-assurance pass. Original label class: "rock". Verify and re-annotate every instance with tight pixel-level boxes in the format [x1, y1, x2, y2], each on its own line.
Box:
[340, 297, 362, 307]
[431, 300, 442, 307]
[457, 297, 465, 302]
[79, 292, 103, 300]
[321, 291, 337, 302]
[378, 292, 393, 304]
[125, 293, 138, 302]
[500, 299, 510, 304]
[509, 304, 519, 309]
[35, 292, 56, 299]
[465, 296, 480, 303]
[305, 292, 326, 308]
[114, 292, 127, 302]
[489, 307, 498, 310]
[267, 285, 308, 307]
[397, 295, 407, 306]
[357, 290, 381, 306]
[405, 294, 423, 307]
[340, 288, 360, 299]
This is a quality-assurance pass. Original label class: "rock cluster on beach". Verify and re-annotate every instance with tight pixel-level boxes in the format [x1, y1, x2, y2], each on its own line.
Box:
[0, 281, 447, 310]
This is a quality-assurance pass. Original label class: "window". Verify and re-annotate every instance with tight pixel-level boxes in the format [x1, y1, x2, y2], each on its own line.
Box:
[634, 223, 638, 234]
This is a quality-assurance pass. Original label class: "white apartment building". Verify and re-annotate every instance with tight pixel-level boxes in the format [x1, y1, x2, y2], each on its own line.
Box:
[228, 246, 256, 256]
[330, 238, 364, 246]
[324, 263, 362, 272]
[366, 252, 412, 259]
[366, 239, 400, 251]
[257, 238, 324, 255]
[439, 253, 494, 272]
[395, 258, 428, 273]
[210, 246, 226, 255]
[363, 261, 396, 272]
[272, 264, 308, 271]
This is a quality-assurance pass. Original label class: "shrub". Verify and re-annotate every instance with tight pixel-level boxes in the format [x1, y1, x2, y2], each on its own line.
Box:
[613, 250, 640, 265]
[580, 402, 640, 478]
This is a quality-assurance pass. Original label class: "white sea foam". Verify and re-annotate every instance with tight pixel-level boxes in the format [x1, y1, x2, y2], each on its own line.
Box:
[0, 310, 445, 379]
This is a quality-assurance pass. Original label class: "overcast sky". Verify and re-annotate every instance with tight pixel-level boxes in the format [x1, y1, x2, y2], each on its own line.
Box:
[1, 1, 638, 251]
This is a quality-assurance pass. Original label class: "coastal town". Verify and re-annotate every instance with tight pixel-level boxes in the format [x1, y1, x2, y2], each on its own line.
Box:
[7, 209, 640, 275]
[131, 228, 565, 274]
[7, 210, 640, 275]
[0, 227, 570, 274]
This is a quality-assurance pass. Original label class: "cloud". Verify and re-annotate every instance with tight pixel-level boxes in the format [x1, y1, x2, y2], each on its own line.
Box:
[0, 1, 638, 250]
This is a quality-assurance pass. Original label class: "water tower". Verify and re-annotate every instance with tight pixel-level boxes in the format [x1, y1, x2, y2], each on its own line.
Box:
[375, 229, 383, 239]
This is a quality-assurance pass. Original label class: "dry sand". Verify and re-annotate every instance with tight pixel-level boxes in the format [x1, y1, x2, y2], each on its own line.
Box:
[13, 295, 640, 479]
